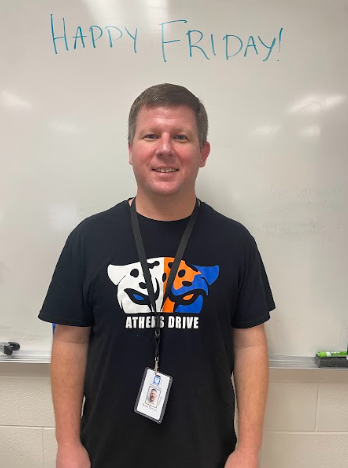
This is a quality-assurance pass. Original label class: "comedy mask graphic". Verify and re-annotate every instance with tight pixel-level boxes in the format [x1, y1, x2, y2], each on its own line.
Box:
[107, 257, 219, 314]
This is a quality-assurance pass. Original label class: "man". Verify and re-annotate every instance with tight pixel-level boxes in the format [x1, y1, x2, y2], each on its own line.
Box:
[39, 83, 275, 468]
[147, 388, 158, 406]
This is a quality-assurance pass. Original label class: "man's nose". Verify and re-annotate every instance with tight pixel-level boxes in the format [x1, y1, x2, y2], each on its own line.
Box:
[155, 134, 174, 156]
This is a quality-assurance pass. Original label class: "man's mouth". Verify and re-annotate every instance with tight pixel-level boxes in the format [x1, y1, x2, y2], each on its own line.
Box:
[153, 168, 179, 173]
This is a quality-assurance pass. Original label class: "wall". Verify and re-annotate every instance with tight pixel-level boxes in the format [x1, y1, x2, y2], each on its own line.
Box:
[1, 364, 347, 468]
[1, 0, 348, 358]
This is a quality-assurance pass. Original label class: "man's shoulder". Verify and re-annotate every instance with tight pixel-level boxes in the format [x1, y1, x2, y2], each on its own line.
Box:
[67, 200, 128, 244]
[200, 201, 253, 241]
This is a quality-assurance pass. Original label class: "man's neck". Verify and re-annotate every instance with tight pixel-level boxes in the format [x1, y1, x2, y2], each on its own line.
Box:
[130, 192, 197, 221]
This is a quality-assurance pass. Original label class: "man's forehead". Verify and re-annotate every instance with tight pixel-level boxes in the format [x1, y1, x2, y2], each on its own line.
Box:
[135, 105, 197, 129]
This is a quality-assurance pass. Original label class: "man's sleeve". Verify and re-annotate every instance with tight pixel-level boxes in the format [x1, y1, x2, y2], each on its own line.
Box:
[38, 233, 94, 327]
[231, 232, 275, 329]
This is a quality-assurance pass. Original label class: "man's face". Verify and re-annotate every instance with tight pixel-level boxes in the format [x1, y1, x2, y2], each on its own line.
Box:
[149, 389, 157, 402]
[128, 105, 210, 199]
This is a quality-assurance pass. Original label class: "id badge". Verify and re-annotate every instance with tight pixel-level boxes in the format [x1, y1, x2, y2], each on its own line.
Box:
[134, 368, 173, 424]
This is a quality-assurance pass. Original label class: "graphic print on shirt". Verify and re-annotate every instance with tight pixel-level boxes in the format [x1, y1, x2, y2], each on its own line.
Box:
[107, 258, 219, 314]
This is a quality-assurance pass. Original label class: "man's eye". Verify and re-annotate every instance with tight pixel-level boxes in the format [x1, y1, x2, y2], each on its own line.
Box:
[144, 134, 157, 140]
[175, 135, 187, 141]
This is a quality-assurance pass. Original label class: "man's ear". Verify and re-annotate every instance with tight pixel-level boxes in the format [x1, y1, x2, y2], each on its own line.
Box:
[128, 142, 133, 166]
[199, 141, 210, 168]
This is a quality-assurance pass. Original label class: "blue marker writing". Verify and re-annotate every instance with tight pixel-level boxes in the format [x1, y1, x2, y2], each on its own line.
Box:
[51, 14, 69, 54]
[210, 34, 216, 56]
[223, 34, 243, 60]
[160, 19, 188, 63]
[89, 25, 103, 48]
[244, 36, 258, 57]
[258, 35, 276, 62]
[186, 30, 210, 60]
[125, 27, 138, 53]
[73, 26, 87, 49]
[277, 27, 284, 61]
[105, 26, 123, 48]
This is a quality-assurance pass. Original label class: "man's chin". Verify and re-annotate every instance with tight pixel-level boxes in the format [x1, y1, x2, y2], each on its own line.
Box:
[146, 184, 181, 198]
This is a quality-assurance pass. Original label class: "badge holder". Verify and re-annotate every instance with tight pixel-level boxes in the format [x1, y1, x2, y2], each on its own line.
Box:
[134, 367, 173, 423]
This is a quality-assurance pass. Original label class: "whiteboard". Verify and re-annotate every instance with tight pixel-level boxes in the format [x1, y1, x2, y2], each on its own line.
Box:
[1, 0, 347, 357]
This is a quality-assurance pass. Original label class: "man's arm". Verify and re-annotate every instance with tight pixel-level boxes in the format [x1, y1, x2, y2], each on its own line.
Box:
[51, 324, 92, 468]
[225, 323, 269, 468]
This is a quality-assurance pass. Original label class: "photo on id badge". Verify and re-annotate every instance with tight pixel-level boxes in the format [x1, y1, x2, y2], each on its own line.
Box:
[146, 386, 161, 408]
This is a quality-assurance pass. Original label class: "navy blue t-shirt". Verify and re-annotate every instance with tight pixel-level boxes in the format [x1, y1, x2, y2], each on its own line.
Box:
[39, 200, 275, 468]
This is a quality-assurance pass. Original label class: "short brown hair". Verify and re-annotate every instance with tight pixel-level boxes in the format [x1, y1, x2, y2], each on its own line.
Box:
[128, 83, 208, 148]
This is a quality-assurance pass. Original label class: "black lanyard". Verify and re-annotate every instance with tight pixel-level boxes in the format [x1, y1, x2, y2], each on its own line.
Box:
[130, 198, 199, 373]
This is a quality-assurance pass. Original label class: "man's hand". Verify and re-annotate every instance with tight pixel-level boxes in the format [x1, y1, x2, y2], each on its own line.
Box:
[56, 442, 91, 468]
[224, 447, 259, 468]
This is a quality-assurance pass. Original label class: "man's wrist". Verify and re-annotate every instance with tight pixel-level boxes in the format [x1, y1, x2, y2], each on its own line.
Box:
[56, 437, 83, 448]
[235, 443, 261, 456]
